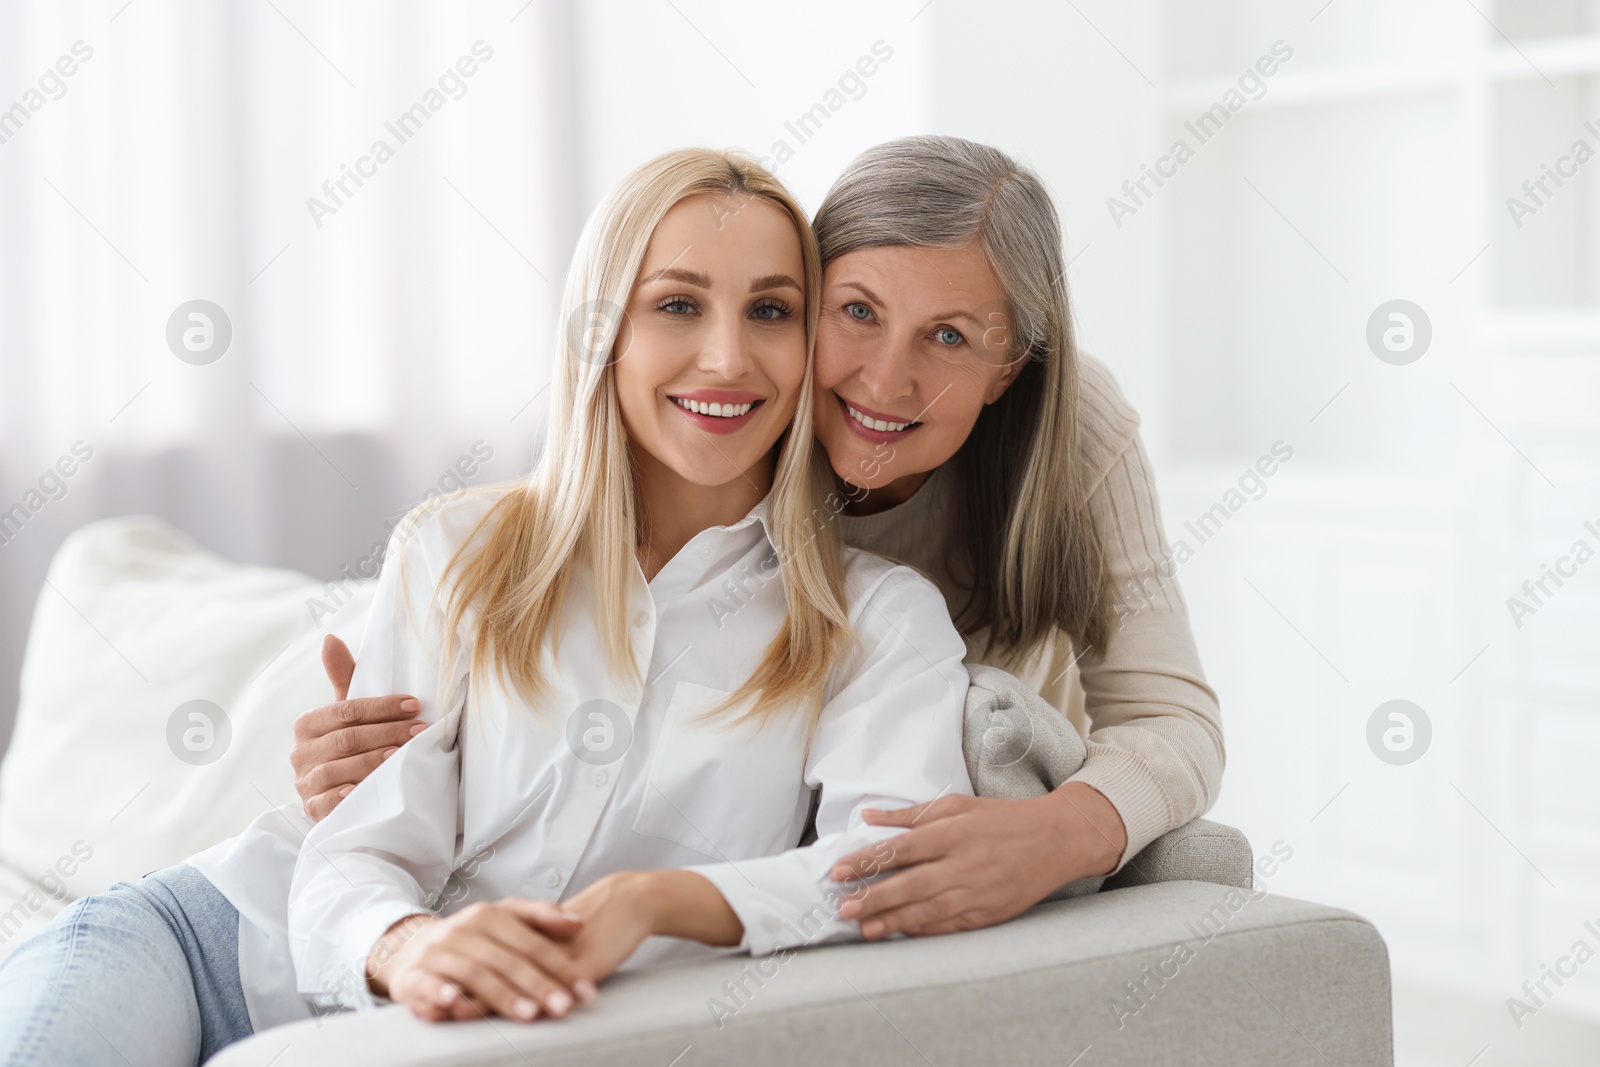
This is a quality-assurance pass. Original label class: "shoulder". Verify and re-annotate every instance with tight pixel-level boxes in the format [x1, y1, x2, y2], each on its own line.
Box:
[839, 546, 956, 633]
[1075, 350, 1144, 490]
[389, 483, 517, 575]
[822, 548, 968, 704]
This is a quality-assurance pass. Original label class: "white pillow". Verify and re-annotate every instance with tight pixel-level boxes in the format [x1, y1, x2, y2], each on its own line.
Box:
[0, 516, 376, 944]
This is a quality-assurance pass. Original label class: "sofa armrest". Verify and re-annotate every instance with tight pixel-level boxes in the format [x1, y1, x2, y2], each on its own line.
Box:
[213, 882, 1392, 1067]
[1044, 817, 1254, 901]
[1104, 817, 1253, 891]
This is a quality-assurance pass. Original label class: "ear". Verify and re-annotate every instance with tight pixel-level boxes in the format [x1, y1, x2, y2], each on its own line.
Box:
[983, 346, 1032, 405]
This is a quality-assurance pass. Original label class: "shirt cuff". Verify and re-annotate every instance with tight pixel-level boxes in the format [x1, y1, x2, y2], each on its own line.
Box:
[682, 852, 860, 957]
[308, 900, 433, 1011]
[1065, 744, 1176, 874]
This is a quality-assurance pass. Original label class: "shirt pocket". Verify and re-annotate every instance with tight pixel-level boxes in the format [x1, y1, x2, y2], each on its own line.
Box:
[632, 681, 810, 861]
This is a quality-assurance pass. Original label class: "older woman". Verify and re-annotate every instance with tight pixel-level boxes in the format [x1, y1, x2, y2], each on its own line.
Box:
[294, 134, 1223, 943]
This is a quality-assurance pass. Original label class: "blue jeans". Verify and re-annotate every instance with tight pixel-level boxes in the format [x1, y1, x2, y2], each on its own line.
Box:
[0, 863, 253, 1066]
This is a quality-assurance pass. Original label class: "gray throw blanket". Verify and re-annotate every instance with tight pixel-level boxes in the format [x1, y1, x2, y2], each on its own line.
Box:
[964, 664, 1107, 899]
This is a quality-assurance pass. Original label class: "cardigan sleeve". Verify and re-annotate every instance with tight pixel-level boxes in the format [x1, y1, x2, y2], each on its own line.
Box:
[1058, 354, 1226, 871]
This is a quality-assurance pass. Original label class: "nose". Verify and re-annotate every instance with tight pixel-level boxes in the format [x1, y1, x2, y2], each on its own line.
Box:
[852, 329, 917, 405]
[695, 306, 755, 381]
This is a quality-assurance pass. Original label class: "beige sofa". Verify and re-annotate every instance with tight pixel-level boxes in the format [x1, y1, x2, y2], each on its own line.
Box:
[0, 517, 1393, 1065]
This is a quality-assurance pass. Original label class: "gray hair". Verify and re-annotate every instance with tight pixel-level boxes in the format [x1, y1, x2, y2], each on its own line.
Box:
[813, 135, 1111, 660]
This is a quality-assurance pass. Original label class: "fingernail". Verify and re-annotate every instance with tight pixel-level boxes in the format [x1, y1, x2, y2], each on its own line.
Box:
[400, 698, 421, 712]
[438, 983, 459, 1005]
[560, 909, 583, 922]
[574, 978, 598, 1003]
[337, 785, 353, 797]
[381, 747, 398, 760]
[545, 990, 571, 1016]
[513, 997, 538, 1020]
[831, 866, 848, 880]
[409, 723, 427, 737]
[862, 921, 883, 938]
[838, 901, 857, 918]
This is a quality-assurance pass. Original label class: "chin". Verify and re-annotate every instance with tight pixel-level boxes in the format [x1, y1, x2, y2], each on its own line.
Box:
[830, 462, 888, 493]
[671, 449, 764, 488]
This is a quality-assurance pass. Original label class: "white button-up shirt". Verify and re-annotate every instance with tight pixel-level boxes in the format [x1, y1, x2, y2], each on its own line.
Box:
[198, 487, 972, 1016]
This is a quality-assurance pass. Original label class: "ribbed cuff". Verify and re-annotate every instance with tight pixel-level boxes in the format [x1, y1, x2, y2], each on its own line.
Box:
[1065, 743, 1176, 874]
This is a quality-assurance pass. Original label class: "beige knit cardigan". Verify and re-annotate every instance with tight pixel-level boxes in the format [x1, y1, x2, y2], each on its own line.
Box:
[837, 353, 1225, 871]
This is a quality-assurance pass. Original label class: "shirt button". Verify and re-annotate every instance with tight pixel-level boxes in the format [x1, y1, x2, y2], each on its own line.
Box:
[591, 768, 608, 786]
[544, 869, 561, 888]
[698, 544, 713, 560]
[634, 611, 648, 627]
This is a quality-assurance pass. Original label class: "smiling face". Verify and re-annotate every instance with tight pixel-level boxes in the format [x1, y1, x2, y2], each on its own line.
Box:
[811, 241, 1025, 509]
[613, 192, 808, 491]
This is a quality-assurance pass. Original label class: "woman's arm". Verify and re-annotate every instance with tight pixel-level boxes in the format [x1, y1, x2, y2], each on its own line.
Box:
[674, 563, 974, 957]
[287, 495, 589, 1022]
[1054, 355, 1225, 865]
[538, 868, 743, 986]
[829, 782, 1127, 939]
[830, 354, 1224, 938]
[411, 563, 969, 987]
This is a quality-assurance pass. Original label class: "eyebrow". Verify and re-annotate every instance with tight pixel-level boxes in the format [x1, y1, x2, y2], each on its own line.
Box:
[837, 280, 984, 326]
[749, 273, 801, 294]
[642, 267, 712, 287]
[836, 280, 884, 304]
[640, 268, 802, 295]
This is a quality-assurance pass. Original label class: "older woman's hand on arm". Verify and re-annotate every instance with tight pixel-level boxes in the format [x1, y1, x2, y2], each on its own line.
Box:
[830, 783, 1127, 939]
[828, 358, 1223, 942]
[291, 634, 427, 820]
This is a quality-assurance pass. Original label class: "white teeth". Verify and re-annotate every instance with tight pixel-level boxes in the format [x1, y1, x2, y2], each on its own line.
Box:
[846, 403, 911, 433]
[673, 397, 753, 418]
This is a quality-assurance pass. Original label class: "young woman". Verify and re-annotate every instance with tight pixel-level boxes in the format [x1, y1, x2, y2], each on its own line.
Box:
[0, 149, 973, 1062]
[297, 135, 1225, 943]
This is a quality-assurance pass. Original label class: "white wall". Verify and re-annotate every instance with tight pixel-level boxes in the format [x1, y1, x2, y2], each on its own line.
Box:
[2, 1, 1597, 1058]
[572, 0, 1600, 1049]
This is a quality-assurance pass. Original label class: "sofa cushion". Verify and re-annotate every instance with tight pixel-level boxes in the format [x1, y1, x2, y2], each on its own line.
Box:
[213, 881, 1393, 1067]
[0, 516, 375, 936]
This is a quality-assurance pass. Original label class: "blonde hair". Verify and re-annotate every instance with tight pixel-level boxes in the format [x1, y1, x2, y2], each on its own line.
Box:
[408, 149, 850, 727]
[814, 135, 1111, 663]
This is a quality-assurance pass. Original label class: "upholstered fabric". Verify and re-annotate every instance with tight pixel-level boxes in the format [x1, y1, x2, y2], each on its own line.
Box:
[0, 516, 374, 919]
[214, 881, 1393, 1067]
[1106, 818, 1254, 893]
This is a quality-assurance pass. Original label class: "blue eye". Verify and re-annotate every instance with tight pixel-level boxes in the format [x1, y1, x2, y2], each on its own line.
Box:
[844, 302, 872, 321]
[659, 297, 696, 315]
[751, 301, 791, 321]
[935, 327, 963, 346]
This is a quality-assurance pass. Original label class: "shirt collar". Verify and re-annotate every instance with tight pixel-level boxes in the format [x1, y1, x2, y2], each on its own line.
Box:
[706, 492, 776, 563]
[642, 492, 778, 601]
[725, 492, 773, 535]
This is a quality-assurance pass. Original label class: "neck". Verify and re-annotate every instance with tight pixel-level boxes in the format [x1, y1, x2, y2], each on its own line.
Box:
[838, 467, 934, 517]
[631, 446, 774, 580]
